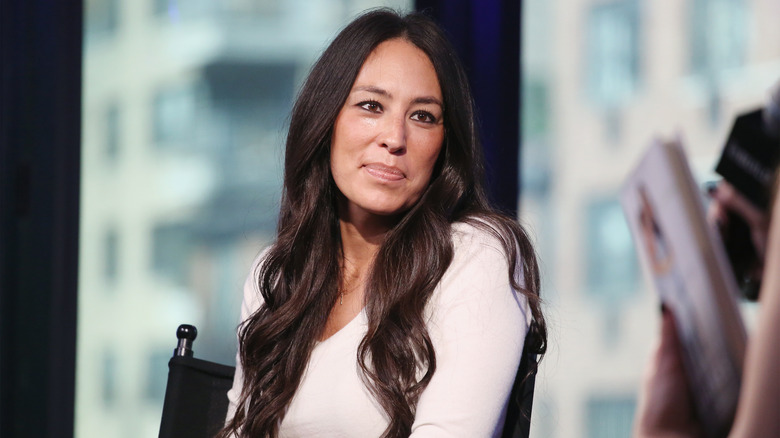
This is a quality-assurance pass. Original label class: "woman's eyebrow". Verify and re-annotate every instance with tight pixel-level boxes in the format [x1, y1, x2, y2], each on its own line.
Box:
[352, 86, 443, 108]
[412, 96, 443, 108]
[352, 85, 390, 97]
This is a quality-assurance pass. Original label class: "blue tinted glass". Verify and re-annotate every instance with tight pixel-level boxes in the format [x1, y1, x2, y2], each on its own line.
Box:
[586, 396, 636, 438]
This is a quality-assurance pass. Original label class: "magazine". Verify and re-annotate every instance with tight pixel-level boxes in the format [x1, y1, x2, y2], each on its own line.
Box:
[620, 138, 747, 438]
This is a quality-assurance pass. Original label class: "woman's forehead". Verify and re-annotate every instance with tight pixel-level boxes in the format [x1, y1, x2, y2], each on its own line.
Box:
[350, 39, 442, 101]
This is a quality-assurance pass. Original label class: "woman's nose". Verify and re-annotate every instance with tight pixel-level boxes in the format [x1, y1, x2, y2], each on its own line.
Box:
[380, 115, 406, 154]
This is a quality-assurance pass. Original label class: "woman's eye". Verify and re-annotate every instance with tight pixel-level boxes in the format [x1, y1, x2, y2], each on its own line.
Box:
[358, 101, 382, 112]
[411, 111, 437, 124]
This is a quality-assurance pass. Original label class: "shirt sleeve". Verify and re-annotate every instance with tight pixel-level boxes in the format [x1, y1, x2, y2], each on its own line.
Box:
[225, 251, 267, 426]
[410, 226, 531, 438]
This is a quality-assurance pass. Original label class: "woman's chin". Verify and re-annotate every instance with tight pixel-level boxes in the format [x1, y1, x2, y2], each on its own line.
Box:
[341, 204, 411, 225]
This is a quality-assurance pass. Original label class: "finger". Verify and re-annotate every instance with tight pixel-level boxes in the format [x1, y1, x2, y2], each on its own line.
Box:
[712, 182, 768, 229]
[706, 199, 728, 231]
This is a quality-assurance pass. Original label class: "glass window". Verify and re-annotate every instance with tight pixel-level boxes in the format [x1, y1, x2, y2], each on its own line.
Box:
[78, 1, 412, 436]
[689, 0, 747, 76]
[144, 348, 172, 402]
[153, 0, 208, 20]
[151, 222, 191, 285]
[85, 0, 119, 39]
[152, 84, 200, 147]
[521, 78, 552, 198]
[586, 0, 640, 108]
[689, 0, 748, 125]
[524, 79, 551, 140]
[584, 197, 638, 303]
[104, 227, 119, 283]
[105, 103, 120, 161]
[586, 396, 636, 438]
[101, 349, 118, 405]
[153, 0, 173, 17]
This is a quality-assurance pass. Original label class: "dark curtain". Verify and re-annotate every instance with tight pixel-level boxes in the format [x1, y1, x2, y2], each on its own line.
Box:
[416, 0, 522, 216]
[0, 1, 83, 437]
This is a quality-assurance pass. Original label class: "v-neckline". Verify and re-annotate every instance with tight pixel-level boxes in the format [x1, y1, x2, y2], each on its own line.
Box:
[317, 308, 365, 344]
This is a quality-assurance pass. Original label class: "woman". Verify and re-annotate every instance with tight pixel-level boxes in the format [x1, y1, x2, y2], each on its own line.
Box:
[219, 9, 546, 438]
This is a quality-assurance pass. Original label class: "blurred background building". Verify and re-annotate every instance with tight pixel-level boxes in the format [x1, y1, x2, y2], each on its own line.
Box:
[76, 0, 780, 437]
[522, 0, 780, 437]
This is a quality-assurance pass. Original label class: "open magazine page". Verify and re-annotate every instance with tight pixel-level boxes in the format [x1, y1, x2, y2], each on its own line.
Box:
[620, 139, 747, 438]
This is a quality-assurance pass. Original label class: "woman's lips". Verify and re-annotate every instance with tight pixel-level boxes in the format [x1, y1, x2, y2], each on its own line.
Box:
[363, 163, 405, 182]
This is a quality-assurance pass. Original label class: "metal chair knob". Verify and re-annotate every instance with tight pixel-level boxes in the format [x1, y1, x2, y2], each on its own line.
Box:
[174, 324, 197, 357]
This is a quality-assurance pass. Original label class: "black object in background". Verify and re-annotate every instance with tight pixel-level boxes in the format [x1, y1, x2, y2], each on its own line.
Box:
[720, 209, 762, 301]
[715, 96, 780, 301]
[716, 109, 780, 210]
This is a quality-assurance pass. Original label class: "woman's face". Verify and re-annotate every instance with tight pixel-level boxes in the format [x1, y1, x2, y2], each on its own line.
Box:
[330, 38, 444, 221]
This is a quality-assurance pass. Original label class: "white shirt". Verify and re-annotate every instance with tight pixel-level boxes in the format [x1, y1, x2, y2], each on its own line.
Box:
[226, 222, 531, 437]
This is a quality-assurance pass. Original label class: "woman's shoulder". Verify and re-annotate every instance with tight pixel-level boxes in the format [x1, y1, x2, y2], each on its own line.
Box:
[430, 217, 530, 320]
[249, 245, 273, 271]
[443, 219, 526, 293]
[246, 245, 273, 287]
[450, 217, 515, 262]
[240, 245, 273, 319]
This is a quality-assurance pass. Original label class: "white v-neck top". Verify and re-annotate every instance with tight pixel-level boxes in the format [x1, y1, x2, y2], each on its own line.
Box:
[226, 222, 531, 437]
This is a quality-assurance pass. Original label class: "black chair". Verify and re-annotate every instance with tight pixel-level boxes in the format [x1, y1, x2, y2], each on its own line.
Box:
[501, 328, 540, 438]
[159, 325, 235, 438]
[159, 324, 538, 438]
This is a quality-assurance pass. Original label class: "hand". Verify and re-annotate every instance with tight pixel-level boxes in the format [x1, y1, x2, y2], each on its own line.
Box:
[707, 181, 769, 265]
[633, 308, 704, 438]
[708, 181, 769, 297]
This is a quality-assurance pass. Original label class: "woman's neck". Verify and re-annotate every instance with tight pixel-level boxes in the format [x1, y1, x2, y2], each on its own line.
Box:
[337, 200, 399, 273]
[338, 216, 388, 276]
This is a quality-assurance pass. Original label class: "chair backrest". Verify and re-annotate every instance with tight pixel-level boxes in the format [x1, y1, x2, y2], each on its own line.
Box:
[501, 328, 540, 438]
[159, 325, 236, 438]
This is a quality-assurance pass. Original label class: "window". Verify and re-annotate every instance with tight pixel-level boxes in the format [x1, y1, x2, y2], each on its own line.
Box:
[585, 197, 639, 303]
[105, 103, 120, 162]
[153, 0, 174, 17]
[85, 0, 119, 38]
[689, 0, 747, 77]
[523, 79, 550, 139]
[215, 0, 282, 19]
[152, 85, 199, 147]
[151, 223, 191, 285]
[586, 0, 641, 107]
[144, 348, 171, 401]
[153, 0, 199, 19]
[521, 77, 552, 198]
[102, 349, 118, 405]
[586, 396, 636, 438]
[202, 60, 297, 160]
[104, 227, 119, 283]
[688, 0, 748, 125]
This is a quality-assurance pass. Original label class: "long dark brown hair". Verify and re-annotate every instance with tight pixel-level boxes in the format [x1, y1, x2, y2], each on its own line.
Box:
[218, 9, 546, 438]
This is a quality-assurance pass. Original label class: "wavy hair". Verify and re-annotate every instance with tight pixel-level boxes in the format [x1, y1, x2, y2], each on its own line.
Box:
[218, 8, 546, 438]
